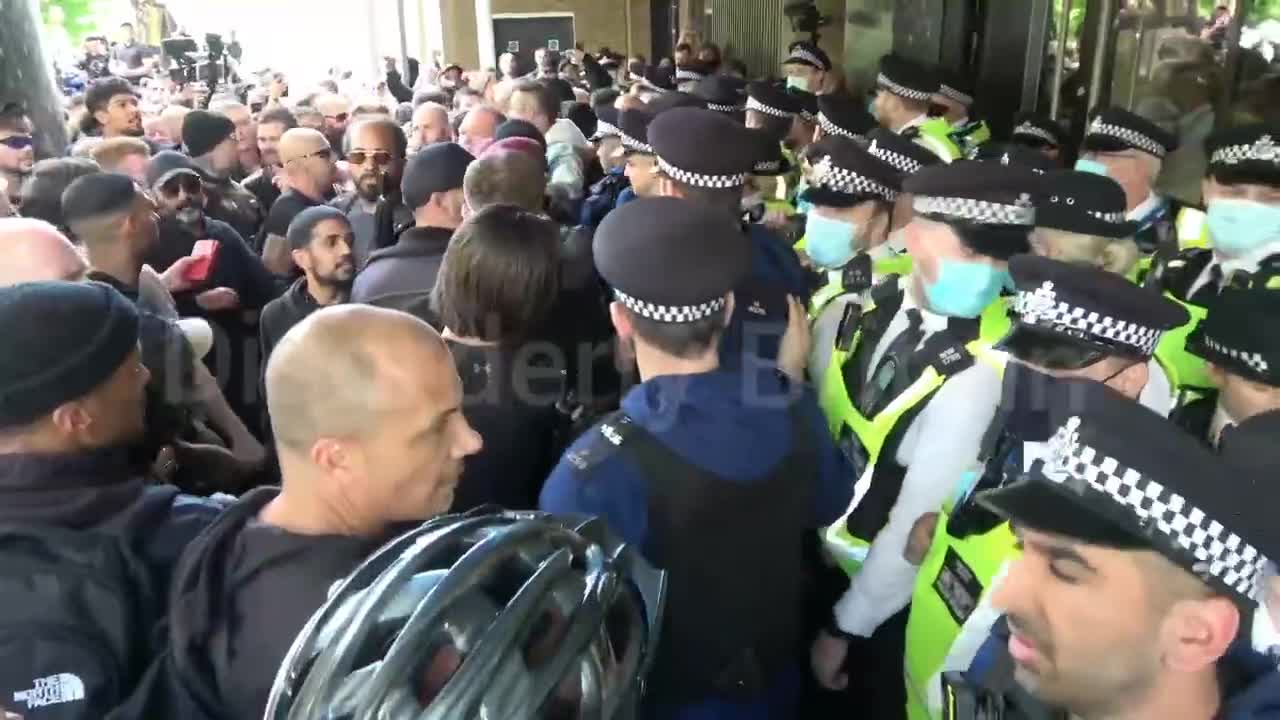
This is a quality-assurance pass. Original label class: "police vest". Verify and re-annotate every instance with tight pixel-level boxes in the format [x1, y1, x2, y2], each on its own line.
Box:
[817, 285, 1011, 576]
[1145, 248, 1216, 393]
[950, 119, 992, 158]
[1176, 206, 1210, 250]
[905, 118, 964, 163]
[807, 253, 915, 320]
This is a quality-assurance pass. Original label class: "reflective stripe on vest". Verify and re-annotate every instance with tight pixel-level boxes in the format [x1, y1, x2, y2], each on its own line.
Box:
[916, 118, 963, 163]
[807, 256, 916, 320]
[904, 508, 1017, 720]
[1177, 206, 1210, 250]
[822, 340, 1009, 576]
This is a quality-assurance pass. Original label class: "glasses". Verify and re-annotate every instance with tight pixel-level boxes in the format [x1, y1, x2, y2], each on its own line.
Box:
[159, 174, 203, 197]
[0, 135, 32, 150]
[347, 150, 394, 166]
[324, 113, 349, 123]
[291, 147, 333, 163]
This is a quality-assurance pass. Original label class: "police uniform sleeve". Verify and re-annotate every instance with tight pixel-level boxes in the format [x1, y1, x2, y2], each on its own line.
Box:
[809, 294, 856, 386]
[798, 384, 856, 526]
[833, 361, 1002, 637]
[538, 432, 652, 550]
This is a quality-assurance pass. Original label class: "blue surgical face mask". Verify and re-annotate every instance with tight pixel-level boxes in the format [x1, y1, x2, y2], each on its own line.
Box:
[805, 213, 858, 269]
[786, 75, 811, 93]
[923, 258, 1005, 318]
[1075, 157, 1110, 177]
[1207, 198, 1280, 256]
[796, 198, 816, 216]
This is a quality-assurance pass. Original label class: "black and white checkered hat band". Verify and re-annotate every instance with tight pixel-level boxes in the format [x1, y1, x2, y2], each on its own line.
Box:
[620, 133, 653, 154]
[656, 155, 748, 188]
[592, 121, 621, 140]
[1211, 136, 1278, 166]
[788, 48, 825, 69]
[1015, 281, 1161, 355]
[913, 194, 1036, 226]
[1013, 122, 1058, 145]
[1201, 335, 1272, 376]
[1088, 209, 1127, 224]
[876, 73, 933, 102]
[939, 84, 973, 105]
[707, 102, 746, 113]
[817, 113, 861, 141]
[813, 157, 898, 202]
[746, 96, 794, 119]
[1088, 118, 1166, 158]
[1042, 417, 1269, 600]
[868, 141, 923, 174]
[614, 289, 726, 323]
[675, 69, 704, 82]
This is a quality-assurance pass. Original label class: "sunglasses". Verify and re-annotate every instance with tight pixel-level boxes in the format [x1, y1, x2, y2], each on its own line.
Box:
[324, 113, 349, 123]
[159, 174, 203, 197]
[347, 150, 394, 166]
[292, 147, 333, 163]
[0, 135, 32, 151]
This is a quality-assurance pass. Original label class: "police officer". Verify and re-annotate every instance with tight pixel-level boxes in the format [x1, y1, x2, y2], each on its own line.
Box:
[871, 54, 962, 162]
[1075, 107, 1179, 254]
[811, 162, 1038, 717]
[1008, 112, 1068, 163]
[933, 70, 990, 157]
[647, 106, 813, 365]
[972, 143, 1059, 173]
[746, 81, 813, 208]
[694, 74, 747, 120]
[614, 105, 660, 205]
[539, 197, 852, 718]
[901, 255, 1188, 720]
[782, 40, 832, 95]
[864, 127, 944, 265]
[971, 390, 1275, 720]
[1175, 286, 1280, 454]
[814, 92, 877, 145]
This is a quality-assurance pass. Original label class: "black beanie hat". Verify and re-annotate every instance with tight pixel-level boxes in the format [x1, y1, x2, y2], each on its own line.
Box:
[494, 119, 546, 149]
[286, 206, 350, 251]
[0, 281, 140, 428]
[182, 110, 237, 158]
[402, 142, 475, 211]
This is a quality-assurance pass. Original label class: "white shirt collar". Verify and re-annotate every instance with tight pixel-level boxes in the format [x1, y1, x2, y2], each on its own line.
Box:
[1126, 192, 1163, 221]
[896, 114, 930, 134]
[900, 280, 951, 334]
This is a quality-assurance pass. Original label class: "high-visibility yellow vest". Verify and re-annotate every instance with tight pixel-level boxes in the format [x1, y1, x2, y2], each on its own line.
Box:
[1177, 206, 1210, 250]
[807, 254, 915, 320]
[913, 118, 964, 163]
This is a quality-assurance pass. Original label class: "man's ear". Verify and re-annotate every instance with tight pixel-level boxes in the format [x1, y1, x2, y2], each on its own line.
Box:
[291, 248, 311, 274]
[1160, 596, 1239, 674]
[609, 300, 633, 339]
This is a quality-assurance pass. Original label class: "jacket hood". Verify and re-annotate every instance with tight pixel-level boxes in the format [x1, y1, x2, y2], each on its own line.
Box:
[546, 118, 590, 149]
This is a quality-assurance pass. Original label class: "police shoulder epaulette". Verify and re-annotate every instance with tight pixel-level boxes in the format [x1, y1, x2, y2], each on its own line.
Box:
[841, 253, 874, 295]
[1250, 254, 1280, 291]
[916, 331, 976, 379]
[1148, 247, 1213, 297]
[562, 412, 639, 474]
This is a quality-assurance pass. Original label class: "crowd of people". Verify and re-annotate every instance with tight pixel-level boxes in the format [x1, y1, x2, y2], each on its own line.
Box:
[0, 22, 1279, 720]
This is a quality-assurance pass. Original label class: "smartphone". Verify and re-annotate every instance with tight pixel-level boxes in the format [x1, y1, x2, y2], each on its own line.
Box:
[184, 239, 220, 284]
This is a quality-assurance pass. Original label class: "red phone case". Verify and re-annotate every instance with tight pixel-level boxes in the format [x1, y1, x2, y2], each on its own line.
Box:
[184, 239, 220, 284]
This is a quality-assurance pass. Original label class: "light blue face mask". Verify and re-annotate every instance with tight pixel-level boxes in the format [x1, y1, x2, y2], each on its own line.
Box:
[805, 213, 858, 269]
[1207, 198, 1280, 256]
[924, 258, 1006, 318]
[1075, 157, 1110, 177]
[786, 75, 812, 93]
[796, 198, 816, 216]
[867, 97, 879, 122]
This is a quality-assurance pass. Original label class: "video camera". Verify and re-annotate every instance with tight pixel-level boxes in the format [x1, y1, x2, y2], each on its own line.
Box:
[162, 33, 239, 90]
[783, 0, 833, 43]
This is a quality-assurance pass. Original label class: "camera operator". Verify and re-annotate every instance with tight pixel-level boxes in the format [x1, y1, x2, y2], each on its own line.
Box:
[111, 22, 159, 84]
[78, 35, 113, 81]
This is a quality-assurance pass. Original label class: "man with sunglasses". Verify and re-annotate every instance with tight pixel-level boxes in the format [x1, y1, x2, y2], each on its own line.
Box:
[330, 118, 411, 266]
[0, 104, 33, 209]
[260, 128, 337, 276]
[313, 93, 351, 159]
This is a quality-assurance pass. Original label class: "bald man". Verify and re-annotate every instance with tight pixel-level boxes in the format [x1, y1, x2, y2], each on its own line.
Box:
[312, 92, 351, 156]
[260, 128, 337, 274]
[410, 101, 453, 151]
[0, 218, 88, 285]
[463, 147, 547, 213]
[458, 105, 504, 157]
[158, 304, 481, 720]
[157, 104, 190, 148]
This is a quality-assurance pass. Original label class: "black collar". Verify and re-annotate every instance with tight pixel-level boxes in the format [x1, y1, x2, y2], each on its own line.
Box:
[366, 225, 454, 264]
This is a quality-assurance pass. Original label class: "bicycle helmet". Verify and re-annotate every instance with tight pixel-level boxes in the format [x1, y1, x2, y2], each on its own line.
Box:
[264, 509, 667, 720]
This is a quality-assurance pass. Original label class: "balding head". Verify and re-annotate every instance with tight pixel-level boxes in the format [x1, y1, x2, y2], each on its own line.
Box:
[158, 105, 190, 145]
[463, 148, 547, 213]
[0, 218, 88, 286]
[314, 93, 351, 144]
[265, 305, 481, 524]
[411, 102, 453, 148]
[459, 106, 504, 156]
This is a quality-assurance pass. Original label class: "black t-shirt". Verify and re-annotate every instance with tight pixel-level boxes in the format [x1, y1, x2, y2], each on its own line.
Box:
[262, 190, 321, 241]
[113, 42, 156, 69]
[447, 341, 566, 512]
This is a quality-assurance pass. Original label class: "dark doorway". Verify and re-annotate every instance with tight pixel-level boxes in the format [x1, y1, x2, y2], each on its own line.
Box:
[492, 15, 575, 73]
[651, 0, 676, 63]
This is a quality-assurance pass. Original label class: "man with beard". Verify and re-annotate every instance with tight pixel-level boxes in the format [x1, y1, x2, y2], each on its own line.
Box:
[208, 99, 260, 179]
[146, 151, 281, 431]
[0, 104, 33, 210]
[313, 93, 351, 158]
[410, 101, 453, 151]
[352, 142, 472, 318]
[242, 107, 296, 224]
[260, 129, 337, 276]
[259, 206, 355, 363]
[330, 118, 411, 266]
[183, 110, 264, 243]
[152, 304, 481, 720]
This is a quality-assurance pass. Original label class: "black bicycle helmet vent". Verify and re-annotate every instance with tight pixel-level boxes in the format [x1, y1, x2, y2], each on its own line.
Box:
[264, 509, 668, 720]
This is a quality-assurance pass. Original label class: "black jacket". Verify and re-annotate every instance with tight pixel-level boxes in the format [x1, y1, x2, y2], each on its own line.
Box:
[0, 448, 224, 598]
[154, 488, 387, 720]
[350, 225, 453, 323]
[148, 216, 282, 313]
[259, 277, 323, 366]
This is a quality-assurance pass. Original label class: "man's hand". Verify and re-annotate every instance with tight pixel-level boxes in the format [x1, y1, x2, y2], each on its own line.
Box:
[905, 512, 940, 566]
[777, 295, 812, 382]
[160, 255, 201, 294]
[261, 234, 295, 275]
[196, 287, 240, 312]
[811, 629, 851, 690]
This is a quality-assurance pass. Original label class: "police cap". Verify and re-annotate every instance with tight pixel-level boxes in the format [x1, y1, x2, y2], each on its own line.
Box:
[617, 108, 656, 155]
[1005, 254, 1188, 361]
[1010, 112, 1067, 150]
[972, 143, 1058, 174]
[978, 387, 1271, 604]
[816, 93, 876, 142]
[674, 62, 710, 84]
[594, 197, 749, 324]
[904, 160, 1040, 227]
[749, 129, 792, 177]
[784, 41, 832, 72]
[1082, 107, 1178, 159]
[801, 136, 900, 209]
[876, 54, 940, 103]
[1205, 123, 1280, 188]
[646, 90, 708, 114]
[866, 127, 941, 177]
[936, 68, 974, 107]
[1033, 169, 1140, 239]
[1188, 286, 1280, 387]
[649, 108, 759, 189]
[591, 105, 622, 142]
[746, 81, 803, 120]
[694, 75, 747, 115]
